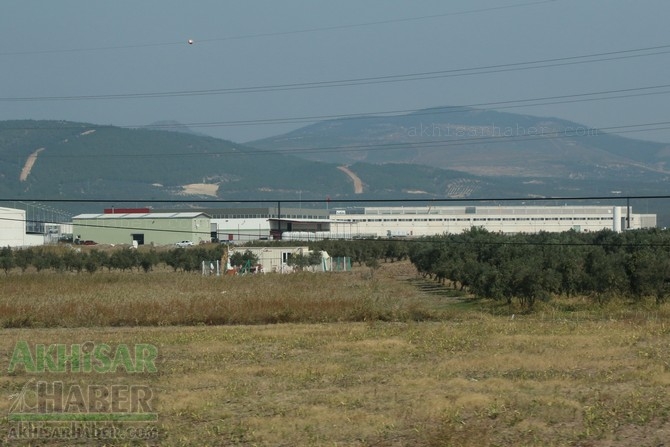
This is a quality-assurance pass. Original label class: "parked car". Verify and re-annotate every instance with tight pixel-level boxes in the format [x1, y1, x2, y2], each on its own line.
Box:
[175, 240, 194, 248]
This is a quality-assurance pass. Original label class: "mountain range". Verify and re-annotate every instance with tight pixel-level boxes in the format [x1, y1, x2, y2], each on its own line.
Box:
[1, 108, 669, 215]
[250, 107, 670, 179]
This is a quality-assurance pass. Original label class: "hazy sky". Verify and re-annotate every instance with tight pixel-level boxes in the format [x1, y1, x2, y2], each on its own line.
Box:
[2, 0, 670, 143]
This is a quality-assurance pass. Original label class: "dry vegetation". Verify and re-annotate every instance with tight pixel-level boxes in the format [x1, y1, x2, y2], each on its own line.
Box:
[1, 261, 670, 446]
[0, 265, 429, 328]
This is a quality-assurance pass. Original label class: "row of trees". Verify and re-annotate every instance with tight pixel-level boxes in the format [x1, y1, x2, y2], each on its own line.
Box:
[0, 245, 229, 274]
[0, 238, 412, 276]
[408, 228, 670, 307]
[7, 227, 668, 307]
[0, 240, 405, 275]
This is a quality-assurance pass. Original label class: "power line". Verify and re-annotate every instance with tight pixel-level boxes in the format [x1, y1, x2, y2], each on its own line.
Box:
[4, 83, 670, 132]
[2, 43, 670, 102]
[2, 83, 670, 134]
[139, 84, 670, 129]
[2, 194, 669, 205]
[4, 214, 667, 249]
[2, 215, 670, 248]
[30, 120, 670, 160]
[200, 1, 558, 42]
[0, 215, 212, 237]
[0, 1, 558, 57]
[255, 122, 670, 158]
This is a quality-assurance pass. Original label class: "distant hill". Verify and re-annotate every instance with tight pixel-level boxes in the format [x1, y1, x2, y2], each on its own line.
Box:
[2, 116, 670, 220]
[0, 120, 350, 202]
[249, 107, 670, 179]
[0, 120, 489, 206]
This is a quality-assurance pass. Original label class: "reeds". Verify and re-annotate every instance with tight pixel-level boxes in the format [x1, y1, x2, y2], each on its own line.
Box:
[0, 269, 435, 328]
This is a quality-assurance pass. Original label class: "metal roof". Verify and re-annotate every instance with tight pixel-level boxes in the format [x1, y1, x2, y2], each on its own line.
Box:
[0, 207, 25, 213]
[267, 217, 332, 223]
[73, 212, 210, 219]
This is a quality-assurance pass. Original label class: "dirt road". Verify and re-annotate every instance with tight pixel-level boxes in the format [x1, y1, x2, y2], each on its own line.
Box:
[337, 165, 363, 194]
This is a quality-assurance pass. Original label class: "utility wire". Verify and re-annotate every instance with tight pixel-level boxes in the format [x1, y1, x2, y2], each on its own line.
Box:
[0, 0, 558, 57]
[253, 122, 670, 158]
[4, 83, 670, 132]
[2, 83, 670, 135]
[2, 194, 669, 205]
[30, 120, 670, 160]
[140, 84, 670, 129]
[1, 215, 670, 248]
[2, 43, 669, 102]
[196, 0, 558, 44]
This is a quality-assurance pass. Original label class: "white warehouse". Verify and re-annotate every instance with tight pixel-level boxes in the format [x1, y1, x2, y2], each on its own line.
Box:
[323, 205, 656, 238]
[0, 207, 46, 247]
[152, 204, 658, 242]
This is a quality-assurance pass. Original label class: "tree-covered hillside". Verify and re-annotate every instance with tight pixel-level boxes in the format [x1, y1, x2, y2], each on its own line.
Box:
[0, 120, 356, 201]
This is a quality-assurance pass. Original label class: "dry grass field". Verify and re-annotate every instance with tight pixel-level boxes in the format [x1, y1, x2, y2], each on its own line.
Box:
[1, 261, 670, 446]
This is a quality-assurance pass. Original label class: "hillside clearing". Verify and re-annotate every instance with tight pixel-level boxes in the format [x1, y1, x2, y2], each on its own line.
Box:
[180, 183, 219, 197]
[19, 147, 45, 182]
[338, 165, 364, 194]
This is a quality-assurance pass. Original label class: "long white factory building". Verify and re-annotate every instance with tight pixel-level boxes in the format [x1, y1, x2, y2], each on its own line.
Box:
[0, 204, 658, 247]
[281, 205, 656, 240]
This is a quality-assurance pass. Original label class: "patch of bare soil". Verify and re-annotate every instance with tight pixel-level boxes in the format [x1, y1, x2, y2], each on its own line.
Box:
[180, 183, 219, 197]
[337, 165, 364, 194]
[20, 147, 45, 181]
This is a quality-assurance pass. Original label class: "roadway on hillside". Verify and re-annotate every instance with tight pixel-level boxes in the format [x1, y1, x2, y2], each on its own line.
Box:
[19, 148, 45, 182]
[337, 165, 363, 194]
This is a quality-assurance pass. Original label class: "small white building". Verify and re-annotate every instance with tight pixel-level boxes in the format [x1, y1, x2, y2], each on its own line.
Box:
[230, 246, 334, 273]
[230, 246, 309, 273]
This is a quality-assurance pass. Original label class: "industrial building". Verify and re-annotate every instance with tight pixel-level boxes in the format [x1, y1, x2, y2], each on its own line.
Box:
[0, 207, 32, 247]
[72, 211, 211, 246]
[148, 204, 658, 242]
[0, 206, 48, 247]
[323, 205, 656, 239]
[69, 204, 657, 246]
[160, 206, 331, 243]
